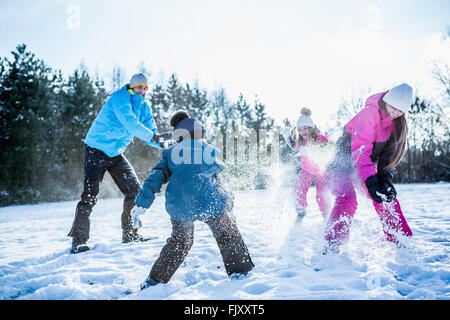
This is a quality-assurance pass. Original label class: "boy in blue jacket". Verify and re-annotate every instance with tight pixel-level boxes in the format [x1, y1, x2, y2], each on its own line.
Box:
[133, 111, 254, 289]
[68, 73, 171, 254]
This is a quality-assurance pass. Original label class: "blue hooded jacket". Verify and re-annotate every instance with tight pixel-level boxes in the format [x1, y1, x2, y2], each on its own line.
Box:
[135, 138, 233, 221]
[84, 84, 160, 157]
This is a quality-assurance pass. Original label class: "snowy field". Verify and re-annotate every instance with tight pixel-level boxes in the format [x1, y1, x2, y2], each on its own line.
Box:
[0, 180, 449, 300]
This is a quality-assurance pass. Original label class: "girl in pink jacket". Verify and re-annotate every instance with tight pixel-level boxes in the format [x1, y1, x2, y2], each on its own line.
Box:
[282, 108, 331, 218]
[324, 83, 414, 253]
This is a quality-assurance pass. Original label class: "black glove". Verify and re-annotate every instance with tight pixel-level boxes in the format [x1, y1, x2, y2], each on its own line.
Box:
[151, 132, 172, 144]
[378, 174, 397, 202]
[365, 175, 385, 203]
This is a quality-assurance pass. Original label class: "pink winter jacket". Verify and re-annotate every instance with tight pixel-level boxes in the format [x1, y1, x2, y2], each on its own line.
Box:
[345, 91, 396, 182]
[295, 133, 329, 176]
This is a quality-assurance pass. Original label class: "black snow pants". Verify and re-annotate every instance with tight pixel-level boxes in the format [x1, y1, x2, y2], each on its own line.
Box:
[148, 212, 254, 283]
[67, 145, 141, 243]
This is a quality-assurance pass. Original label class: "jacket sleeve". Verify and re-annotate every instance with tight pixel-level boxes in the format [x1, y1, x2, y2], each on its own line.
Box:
[141, 103, 159, 135]
[377, 133, 396, 183]
[135, 150, 171, 209]
[111, 96, 155, 143]
[349, 108, 378, 182]
[285, 136, 299, 153]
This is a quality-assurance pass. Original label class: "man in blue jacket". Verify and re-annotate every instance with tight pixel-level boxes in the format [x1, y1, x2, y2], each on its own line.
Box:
[132, 111, 254, 288]
[68, 73, 171, 254]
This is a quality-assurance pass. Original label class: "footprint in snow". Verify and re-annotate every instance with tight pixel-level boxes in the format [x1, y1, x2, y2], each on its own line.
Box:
[242, 282, 274, 295]
[279, 271, 297, 278]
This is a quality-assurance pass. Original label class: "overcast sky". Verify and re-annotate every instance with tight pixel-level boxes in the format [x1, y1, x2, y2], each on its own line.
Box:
[1, 0, 449, 127]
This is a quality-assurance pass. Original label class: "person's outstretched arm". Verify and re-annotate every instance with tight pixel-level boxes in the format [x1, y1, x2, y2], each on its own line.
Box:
[141, 102, 159, 135]
[281, 127, 299, 153]
[111, 94, 156, 143]
[135, 150, 171, 209]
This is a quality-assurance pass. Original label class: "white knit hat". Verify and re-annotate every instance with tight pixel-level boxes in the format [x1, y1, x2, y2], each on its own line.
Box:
[130, 73, 149, 89]
[296, 108, 315, 128]
[382, 83, 413, 114]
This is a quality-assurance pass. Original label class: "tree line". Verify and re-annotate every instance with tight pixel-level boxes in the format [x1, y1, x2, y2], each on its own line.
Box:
[0, 44, 275, 206]
[1, 43, 449, 206]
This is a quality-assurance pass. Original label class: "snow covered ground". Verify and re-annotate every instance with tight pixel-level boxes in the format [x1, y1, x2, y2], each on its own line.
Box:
[0, 178, 449, 300]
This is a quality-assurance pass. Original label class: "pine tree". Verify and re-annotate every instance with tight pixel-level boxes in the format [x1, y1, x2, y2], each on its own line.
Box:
[187, 82, 210, 123]
[166, 74, 184, 113]
[0, 44, 57, 204]
[209, 88, 234, 161]
[234, 93, 252, 129]
[53, 68, 108, 198]
[248, 97, 274, 163]
[149, 83, 170, 131]
[110, 64, 127, 92]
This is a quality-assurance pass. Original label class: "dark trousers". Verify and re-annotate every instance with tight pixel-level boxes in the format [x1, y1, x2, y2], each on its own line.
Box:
[67, 145, 141, 243]
[149, 212, 254, 283]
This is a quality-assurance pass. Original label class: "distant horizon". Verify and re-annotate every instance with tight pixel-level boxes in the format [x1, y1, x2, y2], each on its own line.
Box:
[1, 0, 450, 127]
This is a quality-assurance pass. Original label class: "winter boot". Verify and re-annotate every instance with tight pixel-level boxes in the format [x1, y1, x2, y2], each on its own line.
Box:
[140, 277, 159, 290]
[122, 225, 153, 243]
[123, 230, 153, 243]
[71, 237, 90, 254]
[68, 203, 92, 254]
[121, 210, 152, 243]
[322, 242, 339, 255]
[67, 200, 93, 245]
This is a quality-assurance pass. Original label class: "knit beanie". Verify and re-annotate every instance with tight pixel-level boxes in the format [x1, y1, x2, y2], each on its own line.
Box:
[129, 73, 149, 89]
[296, 108, 315, 128]
[382, 83, 413, 114]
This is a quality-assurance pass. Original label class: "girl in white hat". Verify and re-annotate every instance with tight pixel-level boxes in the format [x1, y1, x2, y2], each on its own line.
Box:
[282, 108, 331, 219]
[324, 83, 414, 253]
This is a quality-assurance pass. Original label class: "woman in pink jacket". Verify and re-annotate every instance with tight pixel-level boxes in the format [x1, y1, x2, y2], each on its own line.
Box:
[282, 108, 331, 218]
[324, 83, 414, 253]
